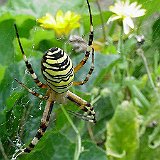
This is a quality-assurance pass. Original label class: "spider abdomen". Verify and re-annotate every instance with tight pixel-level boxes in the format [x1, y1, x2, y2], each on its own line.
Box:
[41, 47, 74, 93]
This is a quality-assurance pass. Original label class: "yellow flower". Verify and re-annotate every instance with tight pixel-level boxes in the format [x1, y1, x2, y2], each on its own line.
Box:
[37, 10, 81, 36]
[107, 0, 146, 34]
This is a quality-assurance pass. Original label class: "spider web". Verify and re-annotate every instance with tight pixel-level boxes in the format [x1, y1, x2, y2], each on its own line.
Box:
[0, 0, 160, 159]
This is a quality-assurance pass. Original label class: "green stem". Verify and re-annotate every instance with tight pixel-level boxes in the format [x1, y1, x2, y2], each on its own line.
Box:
[91, 95, 101, 105]
[117, 26, 125, 82]
[96, 0, 106, 41]
[137, 49, 155, 90]
[153, 50, 159, 74]
[118, 27, 124, 57]
[137, 48, 160, 103]
[61, 106, 82, 160]
[129, 84, 150, 109]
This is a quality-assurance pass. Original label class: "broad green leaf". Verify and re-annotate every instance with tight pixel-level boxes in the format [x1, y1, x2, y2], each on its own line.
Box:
[73, 53, 120, 91]
[18, 131, 75, 160]
[152, 18, 160, 51]
[79, 141, 106, 160]
[106, 101, 139, 160]
[0, 13, 36, 65]
[1, 0, 85, 17]
[0, 14, 15, 65]
[140, 104, 160, 149]
[93, 54, 120, 86]
[136, 129, 160, 160]
[5, 91, 24, 111]
[148, 126, 160, 149]
[0, 64, 7, 83]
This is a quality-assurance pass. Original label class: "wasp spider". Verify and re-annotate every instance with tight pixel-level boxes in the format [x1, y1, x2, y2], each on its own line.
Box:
[13, 0, 95, 156]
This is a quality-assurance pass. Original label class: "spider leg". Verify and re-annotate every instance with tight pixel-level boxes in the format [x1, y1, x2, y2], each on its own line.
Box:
[67, 110, 94, 122]
[66, 90, 96, 123]
[14, 24, 47, 89]
[24, 99, 55, 153]
[73, 48, 94, 86]
[86, 0, 94, 46]
[15, 78, 48, 100]
[74, 0, 94, 73]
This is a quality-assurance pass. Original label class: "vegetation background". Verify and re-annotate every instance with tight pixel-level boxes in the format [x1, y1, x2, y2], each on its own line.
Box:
[0, 0, 160, 160]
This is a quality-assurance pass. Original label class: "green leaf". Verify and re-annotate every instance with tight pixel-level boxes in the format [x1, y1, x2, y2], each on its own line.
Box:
[140, 104, 160, 149]
[0, 64, 7, 83]
[18, 131, 75, 160]
[0, 13, 36, 65]
[0, 14, 15, 65]
[93, 54, 120, 86]
[152, 18, 160, 51]
[106, 101, 139, 160]
[5, 91, 24, 111]
[127, 84, 150, 110]
[79, 141, 106, 160]
[136, 129, 160, 160]
[148, 126, 160, 149]
[72, 53, 120, 92]
[2, 0, 84, 17]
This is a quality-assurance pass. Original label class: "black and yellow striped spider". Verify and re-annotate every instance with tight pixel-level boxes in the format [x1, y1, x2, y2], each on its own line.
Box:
[13, 0, 95, 156]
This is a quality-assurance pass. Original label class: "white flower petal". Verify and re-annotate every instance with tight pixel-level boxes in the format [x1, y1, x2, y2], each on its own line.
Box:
[124, 0, 130, 8]
[132, 9, 146, 17]
[107, 0, 146, 35]
[109, 5, 121, 15]
[123, 19, 130, 34]
[136, 4, 142, 10]
[125, 17, 134, 29]
[107, 15, 121, 24]
[117, 1, 123, 7]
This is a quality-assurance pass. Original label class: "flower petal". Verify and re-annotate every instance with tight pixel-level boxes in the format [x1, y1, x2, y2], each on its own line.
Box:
[37, 13, 56, 29]
[123, 19, 130, 34]
[130, 2, 138, 10]
[125, 17, 134, 29]
[107, 15, 121, 24]
[38, 10, 81, 36]
[132, 9, 146, 17]
[136, 4, 142, 10]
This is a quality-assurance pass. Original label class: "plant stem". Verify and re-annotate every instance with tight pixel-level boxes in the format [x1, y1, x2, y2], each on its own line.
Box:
[153, 50, 159, 74]
[137, 49, 155, 90]
[117, 26, 125, 82]
[61, 106, 82, 160]
[87, 123, 95, 142]
[118, 27, 124, 57]
[91, 95, 101, 105]
[137, 48, 160, 103]
[96, 0, 106, 41]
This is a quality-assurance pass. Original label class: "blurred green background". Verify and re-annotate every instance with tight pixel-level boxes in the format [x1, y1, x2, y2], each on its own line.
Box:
[0, 0, 160, 160]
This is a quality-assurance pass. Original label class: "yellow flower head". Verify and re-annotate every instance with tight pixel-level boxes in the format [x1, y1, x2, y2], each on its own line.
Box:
[107, 0, 146, 34]
[37, 10, 81, 36]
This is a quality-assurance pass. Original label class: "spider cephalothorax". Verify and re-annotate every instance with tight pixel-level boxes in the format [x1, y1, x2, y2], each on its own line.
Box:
[12, 0, 95, 158]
